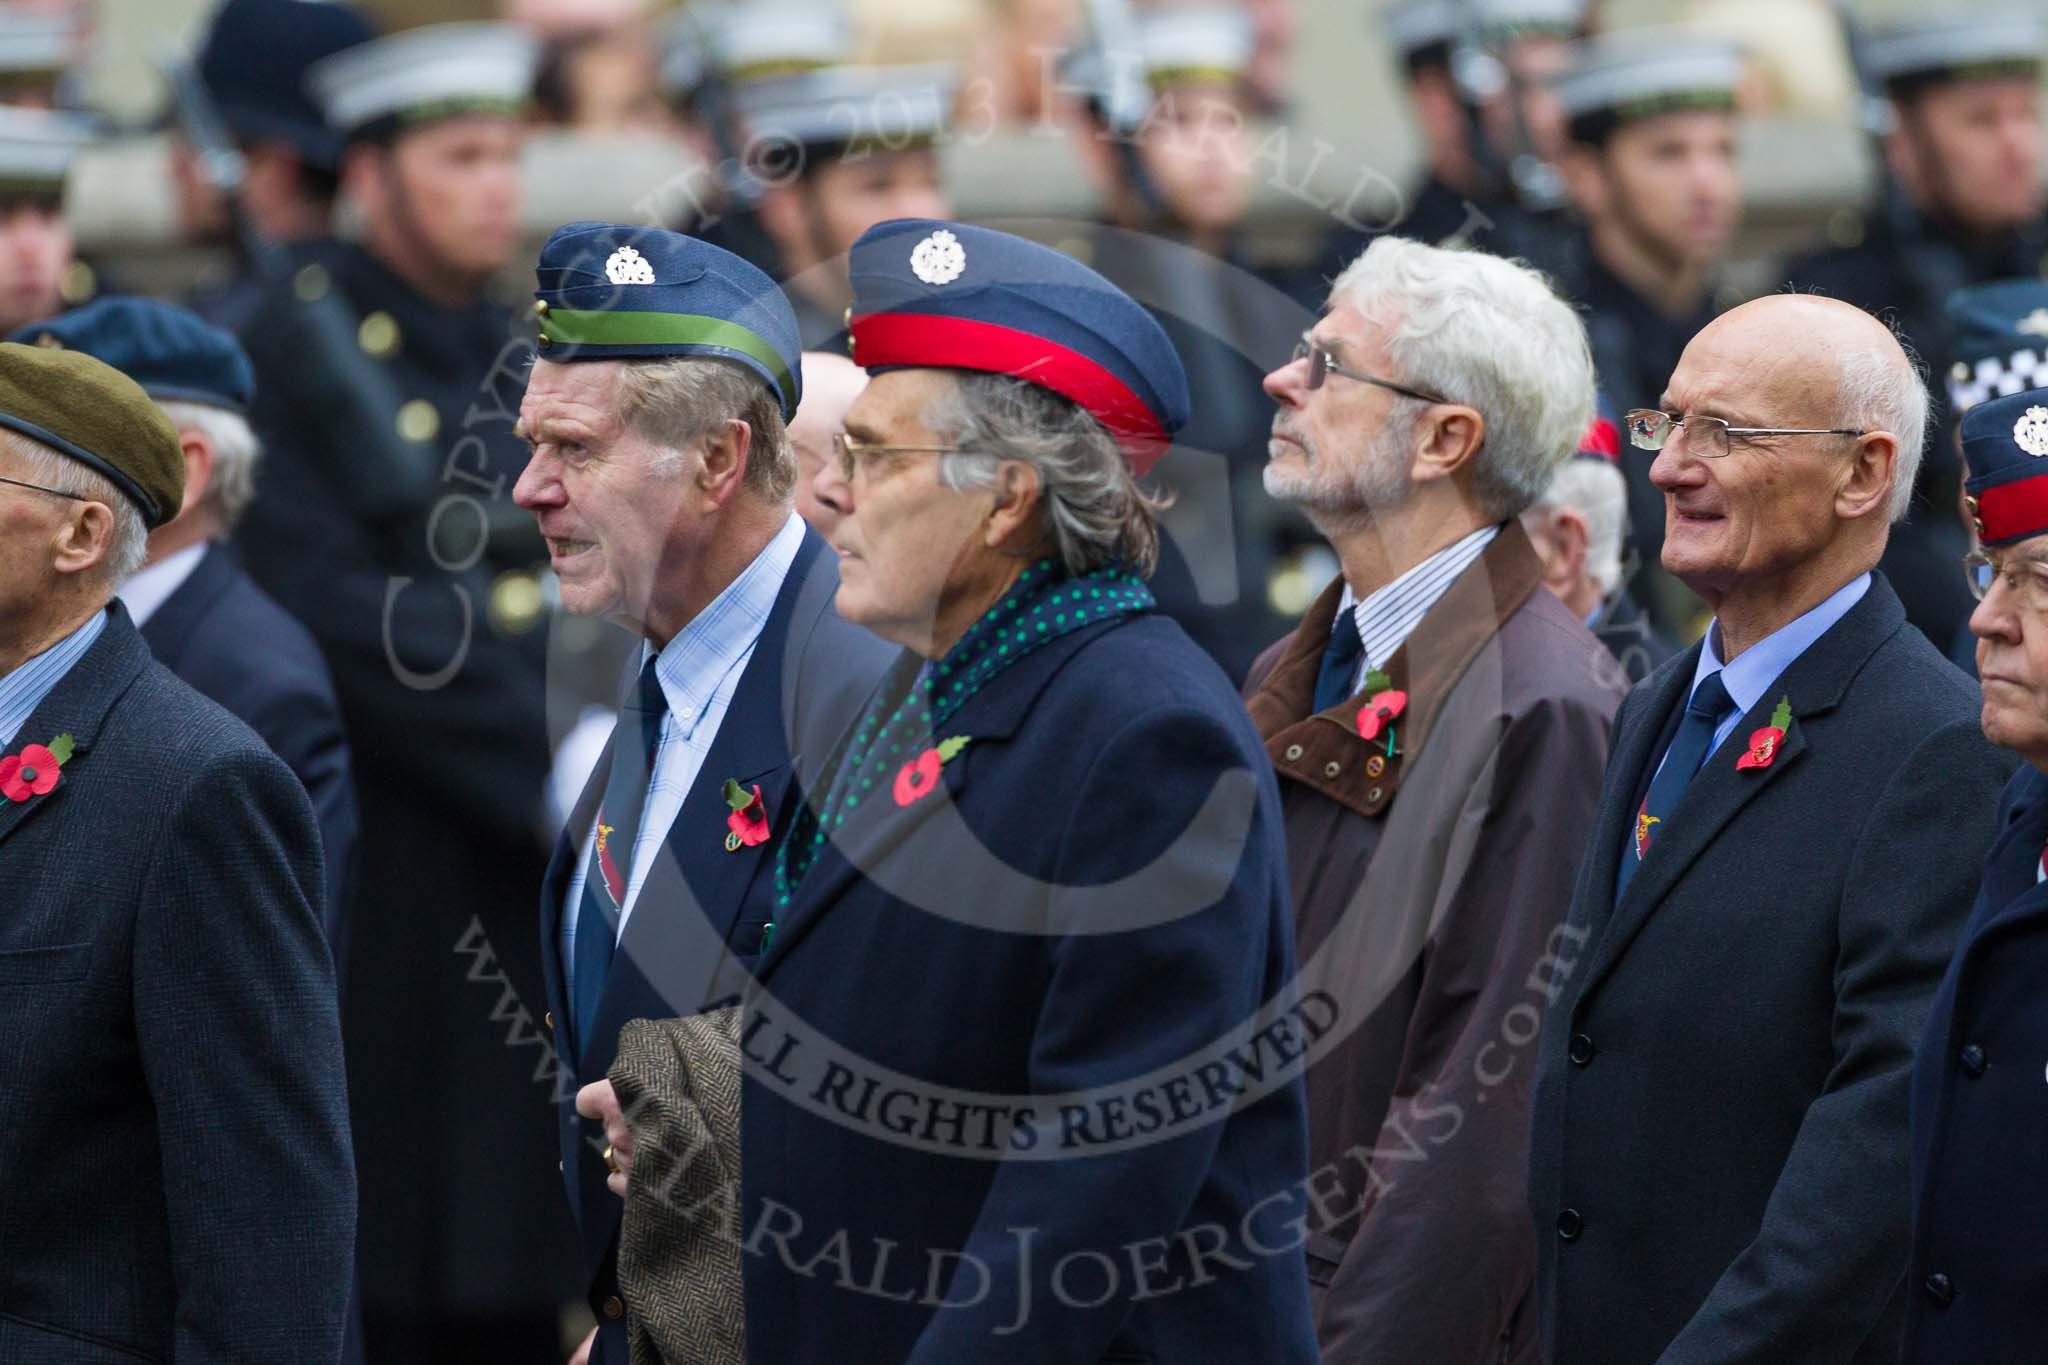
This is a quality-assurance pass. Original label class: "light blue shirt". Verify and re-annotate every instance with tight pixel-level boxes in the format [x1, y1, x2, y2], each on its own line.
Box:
[1335, 523, 1501, 685]
[0, 608, 106, 750]
[561, 513, 805, 976]
[1673, 571, 1872, 769]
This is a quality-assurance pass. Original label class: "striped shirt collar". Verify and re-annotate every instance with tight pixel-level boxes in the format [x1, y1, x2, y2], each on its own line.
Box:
[0, 607, 107, 750]
[641, 510, 804, 739]
[1335, 523, 1501, 680]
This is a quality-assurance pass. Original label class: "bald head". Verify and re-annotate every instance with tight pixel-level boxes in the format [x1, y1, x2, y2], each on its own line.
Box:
[790, 350, 867, 536]
[1651, 293, 1926, 635]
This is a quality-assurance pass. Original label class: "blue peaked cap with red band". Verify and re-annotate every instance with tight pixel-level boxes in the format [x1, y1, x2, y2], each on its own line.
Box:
[1963, 388, 2048, 546]
[532, 221, 803, 420]
[846, 219, 1190, 475]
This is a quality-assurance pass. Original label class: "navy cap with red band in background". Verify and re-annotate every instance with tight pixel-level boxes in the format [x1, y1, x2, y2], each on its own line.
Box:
[845, 219, 1191, 476]
[1964, 388, 2048, 547]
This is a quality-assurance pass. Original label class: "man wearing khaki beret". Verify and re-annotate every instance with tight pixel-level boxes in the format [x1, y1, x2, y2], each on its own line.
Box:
[0, 342, 355, 1363]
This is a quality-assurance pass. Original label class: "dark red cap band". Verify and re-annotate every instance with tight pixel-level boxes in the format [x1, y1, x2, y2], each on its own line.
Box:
[849, 311, 1171, 475]
[1974, 474, 2048, 545]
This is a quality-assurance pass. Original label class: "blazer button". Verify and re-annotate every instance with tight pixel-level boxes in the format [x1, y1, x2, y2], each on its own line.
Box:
[1568, 1034, 1596, 1066]
[545, 1011, 554, 1030]
[1556, 1208, 1583, 1241]
[1284, 743, 1304, 761]
[1960, 1043, 1987, 1077]
[1923, 1273, 1955, 1309]
[1324, 761, 1341, 779]
[603, 1295, 626, 1319]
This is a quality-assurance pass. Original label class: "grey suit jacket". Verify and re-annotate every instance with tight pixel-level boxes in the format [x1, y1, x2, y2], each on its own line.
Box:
[1528, 573, 2015, 1365]
[0, 603, 355, 1364]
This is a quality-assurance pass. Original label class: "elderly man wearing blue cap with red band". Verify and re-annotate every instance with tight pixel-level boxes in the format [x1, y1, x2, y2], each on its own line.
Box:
[730, 218, 1316, 1364]
[513, 220, 894, 1365]
[1908, 387, 2048, 1361]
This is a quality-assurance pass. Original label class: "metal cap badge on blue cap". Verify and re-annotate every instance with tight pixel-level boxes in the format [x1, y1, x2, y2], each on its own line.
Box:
[9, 295, 256, 412]
[532, 222, 803, 419]
[1945, 280, 2048, 416]
[1963, 388, 2048, 546]
[845, 219, 1190, 475]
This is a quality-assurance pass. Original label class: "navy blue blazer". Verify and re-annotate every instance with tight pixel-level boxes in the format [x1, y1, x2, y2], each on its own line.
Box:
[0, 603, 355, 1363]
[537, 527, 893, 1362]
[1529, 574, 2015, 1365]
[1907, 763, 2048, 1361]
[743, 608, 1319, 1365]
[137, 540, 358, 959]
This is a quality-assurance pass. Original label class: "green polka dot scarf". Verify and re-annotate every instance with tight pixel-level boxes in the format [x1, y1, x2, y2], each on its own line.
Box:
[772, 559, 1154, 907]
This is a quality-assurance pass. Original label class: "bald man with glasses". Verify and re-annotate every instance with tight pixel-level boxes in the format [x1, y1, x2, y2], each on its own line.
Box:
[1528, 294, 2015, 1364]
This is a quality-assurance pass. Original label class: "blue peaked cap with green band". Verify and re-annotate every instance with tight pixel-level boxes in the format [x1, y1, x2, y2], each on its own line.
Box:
[531, 222, 803, 420]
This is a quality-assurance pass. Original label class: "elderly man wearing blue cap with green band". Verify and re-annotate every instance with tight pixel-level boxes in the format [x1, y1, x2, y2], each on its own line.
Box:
[515, 220, 893, 1365]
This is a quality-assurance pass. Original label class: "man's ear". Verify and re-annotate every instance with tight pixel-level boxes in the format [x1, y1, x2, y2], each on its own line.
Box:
[50, 499, 114, 579]
[696, 418, 754, 505]
[985, 459, 1044, 551]
[1837, 431, 1900, 524]
[338, 142, 384, 217]
[1410, 404, 1486, 486]
[174, 428, 215, 522]
[1551, 505, 1590, 589]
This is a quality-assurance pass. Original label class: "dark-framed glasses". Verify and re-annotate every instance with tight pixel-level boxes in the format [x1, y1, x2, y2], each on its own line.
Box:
[0, 473, 89, 503]
[1290, 334, 1449, 405]
[1624, 409, 1867, 460]
[831, 431, 971, 482]
[1964, 548, 2048, 606]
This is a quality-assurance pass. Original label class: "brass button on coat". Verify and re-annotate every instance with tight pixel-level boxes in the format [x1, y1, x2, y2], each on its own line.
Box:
[603, 1295, 625, 1319]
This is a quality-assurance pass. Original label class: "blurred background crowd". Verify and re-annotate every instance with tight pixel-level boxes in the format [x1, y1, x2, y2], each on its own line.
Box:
[2, 0, 2038, 1358]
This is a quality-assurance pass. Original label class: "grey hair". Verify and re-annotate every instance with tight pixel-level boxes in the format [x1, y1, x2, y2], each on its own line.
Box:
[1524, 458, 1627, 596]
[614, 356, 795, 500]
[922, 372, 1164, 577]
[157, 400, 261, 530]
[1833, 338, 1927, 523]
[1, 427, 148, 588]
[1328, 236, 1595, 520]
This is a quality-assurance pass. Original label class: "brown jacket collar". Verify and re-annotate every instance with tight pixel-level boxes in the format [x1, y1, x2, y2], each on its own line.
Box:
[1246, 521, 1545, 818]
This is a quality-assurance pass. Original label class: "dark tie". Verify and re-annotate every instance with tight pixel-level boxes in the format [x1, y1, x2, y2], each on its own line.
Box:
[1313, 604, 1366, 713]
[571, 655, 667, 1059]
[1615, 670, 1734, 904]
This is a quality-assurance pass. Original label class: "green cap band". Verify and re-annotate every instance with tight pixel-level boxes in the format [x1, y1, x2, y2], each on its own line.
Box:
[537, 307, 796, 416]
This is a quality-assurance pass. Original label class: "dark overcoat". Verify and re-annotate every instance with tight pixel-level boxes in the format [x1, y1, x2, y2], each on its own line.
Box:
[0, 605, 354, 1363]
[1906, 763, 2048, 1361]
[740, 606, 1319, 1364]
[1528, 574, 2015, 1364]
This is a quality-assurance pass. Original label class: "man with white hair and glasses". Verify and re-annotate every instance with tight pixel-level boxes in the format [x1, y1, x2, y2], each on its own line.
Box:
[1529, 293, 2013, 1363]
[1245, 235, 1624, 1361]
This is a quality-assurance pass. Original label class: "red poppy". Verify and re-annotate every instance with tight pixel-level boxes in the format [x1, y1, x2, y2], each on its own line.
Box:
[1356, 690, 1408, 742]
[726, 783, 770, 847]
[0, 744, 61, 803]
[1735, 726, 1785, 771]
[894, 749, 944, 806]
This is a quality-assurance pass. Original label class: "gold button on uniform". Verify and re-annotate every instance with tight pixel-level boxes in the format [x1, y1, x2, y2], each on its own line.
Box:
[490, 570, 545, 635]
[544, 1011, 553, 1030]
[397, 398, 440, 443]
[293, 263, 331, 301]
[1365, 754, 1385, 778]
[1283, 743, 1304, 761]
[60, 259, 95, 305]
[603, 1296, 625, 1320]
[1323, 761, 1341, 779]
[358, 310, 401, 358]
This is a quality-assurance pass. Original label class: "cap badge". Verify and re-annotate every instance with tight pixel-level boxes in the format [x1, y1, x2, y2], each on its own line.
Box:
[2018, 308, 2048, 339]
[2015, 405, 2048, 457]
[910, 229, 966, 286]
[605, 246, 656, 286]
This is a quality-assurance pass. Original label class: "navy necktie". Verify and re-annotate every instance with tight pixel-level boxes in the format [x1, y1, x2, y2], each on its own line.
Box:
[1616, 670, 1734, 904]
[1314, 604, 1366, 713]
[571, 656, 667, 1059]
